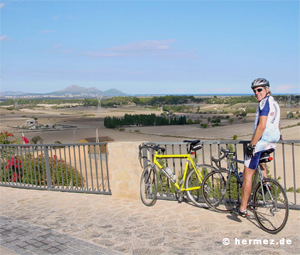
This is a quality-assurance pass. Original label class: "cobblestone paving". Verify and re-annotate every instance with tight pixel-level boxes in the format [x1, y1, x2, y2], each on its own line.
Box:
[0, 215, 122, 255]
[0, 187, 299, 254]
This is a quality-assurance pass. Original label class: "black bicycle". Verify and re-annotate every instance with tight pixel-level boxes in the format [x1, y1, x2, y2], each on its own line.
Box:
[201, 147, 289, 234]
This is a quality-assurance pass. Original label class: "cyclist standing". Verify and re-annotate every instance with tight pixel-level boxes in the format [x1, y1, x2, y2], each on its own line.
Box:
[234, 78, 281, 217]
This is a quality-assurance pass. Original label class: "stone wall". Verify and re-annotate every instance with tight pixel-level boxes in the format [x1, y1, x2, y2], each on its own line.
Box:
[107, 142, 143, 199]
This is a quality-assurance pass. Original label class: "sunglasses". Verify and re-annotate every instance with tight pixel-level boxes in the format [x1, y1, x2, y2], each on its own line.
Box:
[253, 88, 264, 93]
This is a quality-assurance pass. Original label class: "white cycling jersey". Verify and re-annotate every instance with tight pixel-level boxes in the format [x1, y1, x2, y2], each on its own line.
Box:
[254, 95, 280, 153]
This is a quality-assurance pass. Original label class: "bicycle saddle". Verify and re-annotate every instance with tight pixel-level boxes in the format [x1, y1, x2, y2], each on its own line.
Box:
[259, 149, 274, 163]
[183, 139, 202, 152]
[183, 139, 200, 145]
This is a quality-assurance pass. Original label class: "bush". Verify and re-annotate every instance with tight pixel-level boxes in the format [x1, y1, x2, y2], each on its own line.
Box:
[0, 131, 19, 144]
[1, 153, 84, 187]
[31, 136, 43, 144]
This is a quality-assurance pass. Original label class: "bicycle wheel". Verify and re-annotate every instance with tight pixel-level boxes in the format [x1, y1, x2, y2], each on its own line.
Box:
[253, 178, 289, 234]
[202, 169, 241, 212]
[185, 164, 216, 208]
[140, 165, 158, 206]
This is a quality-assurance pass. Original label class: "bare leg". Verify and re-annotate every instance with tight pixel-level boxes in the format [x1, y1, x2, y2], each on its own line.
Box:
[260, 163, 268, 179]
[240, 166, 256, 212]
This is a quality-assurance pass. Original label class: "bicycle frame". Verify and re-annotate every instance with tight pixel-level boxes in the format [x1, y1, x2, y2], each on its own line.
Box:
[228, 158, 244, 186]
[153, 151, 204, 191]
[226, 157, 275, 207]
[251, 164, 277, 208]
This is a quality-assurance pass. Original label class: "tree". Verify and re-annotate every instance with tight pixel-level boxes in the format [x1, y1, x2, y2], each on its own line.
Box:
[31, 136, 43, 144]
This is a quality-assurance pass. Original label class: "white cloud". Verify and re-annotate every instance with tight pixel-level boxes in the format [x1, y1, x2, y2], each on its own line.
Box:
[0, 35, 9, 41]
[84, 39, 177, 58]
[83, 51, 124, 58]
[0, 3, 5, 9]
[217, 87, 236, 93]
[111, 39, 176, 52]
[47, 49, 73, 53]
[39, 30, 55, 34]
[274, 85, 299, 93]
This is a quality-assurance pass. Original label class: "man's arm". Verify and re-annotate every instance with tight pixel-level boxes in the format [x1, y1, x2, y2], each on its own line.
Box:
[251, 115, 267, 146]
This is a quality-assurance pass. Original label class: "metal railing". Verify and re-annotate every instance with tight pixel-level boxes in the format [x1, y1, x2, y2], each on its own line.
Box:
[1, 140, 299, 210]
[0, 143, 111, 195]
[141, 140, 300, 210]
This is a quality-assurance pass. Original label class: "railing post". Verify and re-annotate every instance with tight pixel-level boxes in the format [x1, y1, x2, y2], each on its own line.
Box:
[44, 146, 52, 190]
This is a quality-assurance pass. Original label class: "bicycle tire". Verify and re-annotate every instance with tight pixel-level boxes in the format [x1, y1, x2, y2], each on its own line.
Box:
[140, 165, 158, 206]
[139, 146, 151, 169]
[185, 164, 216, 208]
[253, 178, 289, 234]
[202, 169, 241, 212]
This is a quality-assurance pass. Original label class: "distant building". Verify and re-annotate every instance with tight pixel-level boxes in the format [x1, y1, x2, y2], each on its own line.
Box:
[23, 119, 38, 129]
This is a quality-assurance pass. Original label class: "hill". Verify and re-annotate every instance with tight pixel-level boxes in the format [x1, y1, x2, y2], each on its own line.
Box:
[0, 85, 127, 98]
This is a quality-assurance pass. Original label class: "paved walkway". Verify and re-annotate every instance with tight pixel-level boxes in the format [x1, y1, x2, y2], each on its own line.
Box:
[0, 187, 299, 255]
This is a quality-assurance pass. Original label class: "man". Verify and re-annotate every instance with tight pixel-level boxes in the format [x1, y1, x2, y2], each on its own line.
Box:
[234, 78, 281, 217]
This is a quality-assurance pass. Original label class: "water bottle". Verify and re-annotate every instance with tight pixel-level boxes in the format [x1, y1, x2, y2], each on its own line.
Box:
[165, 167, 176, 182]
[238, 172, 243, 186]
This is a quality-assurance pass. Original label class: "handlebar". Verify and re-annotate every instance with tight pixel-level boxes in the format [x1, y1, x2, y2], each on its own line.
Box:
[211, 147, 236, 168]
[139, 144, 166, 153]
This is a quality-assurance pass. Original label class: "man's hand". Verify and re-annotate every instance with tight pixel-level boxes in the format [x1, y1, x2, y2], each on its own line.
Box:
[246, 144, 255, 158]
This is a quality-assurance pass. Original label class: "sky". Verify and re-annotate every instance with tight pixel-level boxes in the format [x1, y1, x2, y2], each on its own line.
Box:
[0, 0, 299, 95]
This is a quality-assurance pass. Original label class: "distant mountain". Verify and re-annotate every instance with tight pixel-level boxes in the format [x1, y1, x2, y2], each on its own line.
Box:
[0, 85, 127, 98]
[103, 89, 127, 96]
[47, 85, 104, 96]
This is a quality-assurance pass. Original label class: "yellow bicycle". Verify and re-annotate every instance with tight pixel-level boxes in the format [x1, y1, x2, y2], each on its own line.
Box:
[139, 140, 211, 207]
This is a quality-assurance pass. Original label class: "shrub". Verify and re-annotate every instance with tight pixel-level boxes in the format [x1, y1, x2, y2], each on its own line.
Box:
[0, 131, 19, 144]
[1, 153, 84, 187]
[31, 136, 43, 144]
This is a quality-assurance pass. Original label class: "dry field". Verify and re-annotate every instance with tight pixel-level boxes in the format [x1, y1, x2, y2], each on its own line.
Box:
[0, 104, 300, 198]
[0, 104, 299, 144]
